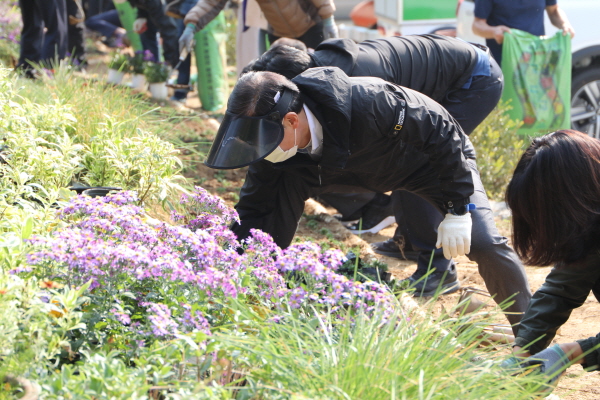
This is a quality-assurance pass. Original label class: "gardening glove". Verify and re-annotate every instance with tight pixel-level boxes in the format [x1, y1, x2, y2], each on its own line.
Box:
[322, 16, 339, 39]
[498, 355, 524, 371]
[521, 345, 570, 386]
[179, 23, 196, 56]
[436, 213, 472, 259]
[133, 18, 147, 34]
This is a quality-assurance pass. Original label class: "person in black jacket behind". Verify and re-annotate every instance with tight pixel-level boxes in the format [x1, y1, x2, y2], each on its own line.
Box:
[204, 67, 531, 334]
[502, 130, 600, 387]
[243, 35, 504, 294]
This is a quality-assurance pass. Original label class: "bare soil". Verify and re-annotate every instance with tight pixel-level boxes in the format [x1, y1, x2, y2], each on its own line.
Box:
[167, 97, 600, 400]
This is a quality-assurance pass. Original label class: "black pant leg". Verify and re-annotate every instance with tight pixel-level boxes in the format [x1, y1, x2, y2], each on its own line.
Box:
[267, 22, 325, 52]
[395, 189, 453, 273]
[440, 55, 504, 135]
[140, 18, 159, 62]
[318, 192, 376, 219]
[37, 0, 69, 63]
[139, 0, 179, 66]
[67, 0, 85, 64]
[18, 0, 43, 68]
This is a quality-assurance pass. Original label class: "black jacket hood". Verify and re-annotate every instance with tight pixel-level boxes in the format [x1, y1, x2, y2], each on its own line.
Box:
[292, 67, 353, 169]
[309, 38, 359, 75]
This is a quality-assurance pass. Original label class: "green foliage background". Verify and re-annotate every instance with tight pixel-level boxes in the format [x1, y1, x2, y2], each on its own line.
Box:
[470, 101, 527, 200]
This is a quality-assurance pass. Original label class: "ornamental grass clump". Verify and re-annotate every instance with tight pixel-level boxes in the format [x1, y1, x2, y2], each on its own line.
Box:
[23, 187, 398, 353]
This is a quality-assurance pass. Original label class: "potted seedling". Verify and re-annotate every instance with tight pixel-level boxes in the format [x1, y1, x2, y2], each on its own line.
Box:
[107, 52, 130, 85]
[144, 61, 171, 100]
[130, 50, 154, 91]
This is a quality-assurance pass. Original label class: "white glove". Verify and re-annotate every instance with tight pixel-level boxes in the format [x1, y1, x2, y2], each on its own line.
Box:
[179, 23, 196, 56]
[133, 18, 147, 34]
[436, 213, 472, 260]
[322, 16, 339, 39]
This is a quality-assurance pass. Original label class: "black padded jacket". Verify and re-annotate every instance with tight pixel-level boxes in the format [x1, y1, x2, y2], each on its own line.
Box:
[232, 67, 476, 248]
[310, 35, 479, 103]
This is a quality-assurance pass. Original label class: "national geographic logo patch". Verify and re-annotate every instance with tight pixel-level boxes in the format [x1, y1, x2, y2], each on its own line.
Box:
[394, 99, 406, 132]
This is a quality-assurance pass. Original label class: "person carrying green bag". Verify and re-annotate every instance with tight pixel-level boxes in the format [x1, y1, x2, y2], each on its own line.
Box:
[472, 0, 574, 65]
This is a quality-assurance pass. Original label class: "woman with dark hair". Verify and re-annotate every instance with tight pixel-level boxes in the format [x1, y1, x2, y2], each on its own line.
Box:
[505, 129, 600, 386]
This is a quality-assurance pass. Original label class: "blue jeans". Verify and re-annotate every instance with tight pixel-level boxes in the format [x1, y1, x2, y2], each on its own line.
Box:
[85, 9, 159, 60]
[179, 0, 197, 15]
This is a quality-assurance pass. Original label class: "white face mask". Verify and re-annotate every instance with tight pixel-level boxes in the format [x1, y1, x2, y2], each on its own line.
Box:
[265, 129, 298, 163]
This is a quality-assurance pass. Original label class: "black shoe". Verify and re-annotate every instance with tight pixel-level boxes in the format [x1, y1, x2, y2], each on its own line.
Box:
[371, 237, 419, 261]
[165, 0, 186, 19]
[346, 194, 395, 234]
[403, 266, 460, 297]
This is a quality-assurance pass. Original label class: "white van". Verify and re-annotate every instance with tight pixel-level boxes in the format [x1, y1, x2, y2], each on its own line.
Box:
[456, 0, 600, 137]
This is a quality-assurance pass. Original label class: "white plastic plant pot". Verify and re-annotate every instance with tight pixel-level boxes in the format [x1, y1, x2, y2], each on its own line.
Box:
[107, 68, 125, 85]
[131, 74, 147, 91]
[149, 82, 168, 100]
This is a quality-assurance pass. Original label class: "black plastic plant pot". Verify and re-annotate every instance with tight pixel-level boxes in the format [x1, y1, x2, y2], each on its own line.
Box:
[68, 186, 121, 195]
[81, 187, 122, 198]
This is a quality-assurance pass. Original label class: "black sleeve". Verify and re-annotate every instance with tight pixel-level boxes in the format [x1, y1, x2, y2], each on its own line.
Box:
[232, 161, 312, 249]
[515, 250, 600, 354]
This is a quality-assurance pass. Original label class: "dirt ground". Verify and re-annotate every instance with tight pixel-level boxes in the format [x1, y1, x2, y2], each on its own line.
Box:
[164, 86, 600, 399]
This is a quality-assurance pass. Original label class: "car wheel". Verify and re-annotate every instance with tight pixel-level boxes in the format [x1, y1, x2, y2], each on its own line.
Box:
[571, 67, 600, 138]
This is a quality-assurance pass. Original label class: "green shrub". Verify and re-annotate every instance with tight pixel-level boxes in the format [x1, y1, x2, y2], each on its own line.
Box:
[0, 67, 186, 204]
[0, 274, 89, 386]
[470, 101, 527, 200]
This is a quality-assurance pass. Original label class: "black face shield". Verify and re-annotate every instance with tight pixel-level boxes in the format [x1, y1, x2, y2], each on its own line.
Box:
[204, 88, 295, 169]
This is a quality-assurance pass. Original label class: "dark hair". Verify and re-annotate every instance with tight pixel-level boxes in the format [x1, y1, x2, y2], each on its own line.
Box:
[241, 45, 312, 80]
[270, 37, 308, 52]
[227, 71, 303, 117]
[506, 130, 600, 266]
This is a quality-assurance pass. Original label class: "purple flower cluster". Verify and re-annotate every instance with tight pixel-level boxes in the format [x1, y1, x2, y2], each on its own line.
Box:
[274, 243, 396, 319]
[175, 186, 240, 227]
[23, 188, 397, 346]
[0, 3, 21, 45]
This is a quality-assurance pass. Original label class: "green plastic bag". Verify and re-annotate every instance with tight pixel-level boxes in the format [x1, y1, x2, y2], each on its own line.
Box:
[501, 29, 571, 136]
[194, 13, 228, 111]
[112, 0, 143, 52]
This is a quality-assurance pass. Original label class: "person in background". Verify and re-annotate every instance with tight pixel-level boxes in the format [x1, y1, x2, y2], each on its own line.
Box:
[472, 0, 575, 65]
[85, 8, 160, 58]
[503, 130, 600, 389]
[85, 7, 128, 48]
[176, 0, 338, 58]
[128, 0, 180, 67]
[17, 0, 68, 77]
[243, 35, 505, 294]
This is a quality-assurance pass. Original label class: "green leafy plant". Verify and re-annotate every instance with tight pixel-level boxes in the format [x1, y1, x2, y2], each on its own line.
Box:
[144, 61, 171, 83]
[470, 101, 527, 200]
[108, 52, 130, 72]
[129, 50, 150, 74]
